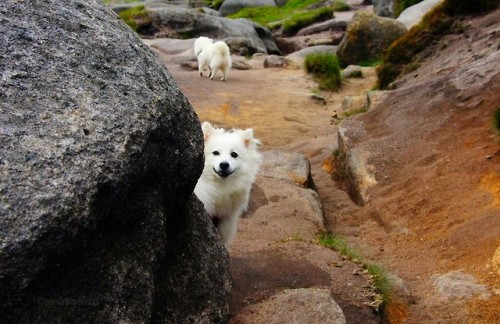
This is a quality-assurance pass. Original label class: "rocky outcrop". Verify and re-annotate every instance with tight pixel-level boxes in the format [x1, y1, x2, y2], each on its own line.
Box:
[337, 10, 407, 65]
[219, 0, 277, 17]
[296, 18, 348, 36]
[397, 0, 443, 29]
[337, 126, 377, 206]
[134, 2, 281, 54]
[0, 0, 230, 322]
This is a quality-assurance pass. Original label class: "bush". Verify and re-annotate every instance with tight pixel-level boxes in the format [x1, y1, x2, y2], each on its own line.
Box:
[304, 53, 342, 91]
[118, 5, 152, 33]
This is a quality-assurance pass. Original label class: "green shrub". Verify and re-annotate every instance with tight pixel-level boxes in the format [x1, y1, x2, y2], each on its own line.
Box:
[118, 5, 151, 33]
[304, 52, 342, 91]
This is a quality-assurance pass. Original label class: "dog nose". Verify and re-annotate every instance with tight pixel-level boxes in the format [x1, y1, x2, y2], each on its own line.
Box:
[219, 161, 229, 170]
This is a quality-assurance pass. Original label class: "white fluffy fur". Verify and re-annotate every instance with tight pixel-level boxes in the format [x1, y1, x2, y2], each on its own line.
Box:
[193, 36, 213, 57]
[197, 41, 232, 81]
[194, 122, 262, 246]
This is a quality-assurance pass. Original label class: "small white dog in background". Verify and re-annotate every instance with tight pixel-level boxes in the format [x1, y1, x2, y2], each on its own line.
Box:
[194, 122, 262, 246]
[195, 37, 232, 81]
[194, 36, 213, 57]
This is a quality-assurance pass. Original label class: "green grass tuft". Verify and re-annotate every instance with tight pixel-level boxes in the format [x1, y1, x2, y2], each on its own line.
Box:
[317, 232, 393, 307]
[317, 232, 363, 261]
[304, 53, 342, 91]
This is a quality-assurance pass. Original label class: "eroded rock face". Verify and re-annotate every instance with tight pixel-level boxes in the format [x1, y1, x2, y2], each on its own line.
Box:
[337, 10, 407, 65]
[0, 0, 230, 322]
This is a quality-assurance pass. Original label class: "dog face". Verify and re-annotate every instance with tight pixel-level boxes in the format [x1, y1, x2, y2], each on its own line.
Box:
[201, 122, 259, 179]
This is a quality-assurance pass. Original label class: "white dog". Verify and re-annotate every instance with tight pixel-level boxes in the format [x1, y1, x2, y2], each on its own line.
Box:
[194, 122, 262, 246]
[197, 41, 232, 81]
[193, 36, 213, 57]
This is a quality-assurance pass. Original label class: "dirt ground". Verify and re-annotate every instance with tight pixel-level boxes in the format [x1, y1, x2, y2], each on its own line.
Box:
[147, 9, 500, 321]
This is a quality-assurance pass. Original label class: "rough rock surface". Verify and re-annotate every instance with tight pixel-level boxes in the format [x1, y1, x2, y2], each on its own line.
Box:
[372, 0, 394, 17]
[232, 288, 346, 323]
[144, 3, 281, 54]
[332, 8, 500, 322]
[0, 0, 230, 322]
[337, 10, 407, 65]
[397, 0, 443, 29]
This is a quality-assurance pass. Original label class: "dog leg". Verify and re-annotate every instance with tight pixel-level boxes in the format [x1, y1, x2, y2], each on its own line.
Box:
[217, 215, 238, 246]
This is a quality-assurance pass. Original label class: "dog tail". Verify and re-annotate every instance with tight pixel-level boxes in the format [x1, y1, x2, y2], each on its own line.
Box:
[213, 41, 230, 57]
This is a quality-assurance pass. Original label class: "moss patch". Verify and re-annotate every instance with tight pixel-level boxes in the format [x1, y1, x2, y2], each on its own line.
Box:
[229, 0, 332, 34]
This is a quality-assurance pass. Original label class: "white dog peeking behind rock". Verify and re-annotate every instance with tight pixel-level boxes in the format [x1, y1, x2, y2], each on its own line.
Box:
[194, 122, 262, 245]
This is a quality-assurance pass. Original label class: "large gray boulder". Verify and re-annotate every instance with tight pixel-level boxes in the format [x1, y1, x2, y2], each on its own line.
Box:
[219, 0, 277, 17]
[145, 3, 281, 54]
[397, 0, 443, 29]
[337, 10, 407, 66]
[0, 0, 230, 322]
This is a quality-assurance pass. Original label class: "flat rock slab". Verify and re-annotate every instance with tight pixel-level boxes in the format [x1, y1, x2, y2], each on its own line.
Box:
[229, 150, 380, 323]
[230, 242, 380, 323]
[232, 287, 346, 324]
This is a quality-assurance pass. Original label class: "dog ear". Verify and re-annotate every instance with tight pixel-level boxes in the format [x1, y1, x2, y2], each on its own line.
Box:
[201, 122, 215, 141]
[242, 128, 256, 147]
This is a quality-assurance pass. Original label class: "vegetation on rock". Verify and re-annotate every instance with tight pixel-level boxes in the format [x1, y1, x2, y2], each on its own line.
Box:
[317, 232, 390, 308]
[304, 52, 342, 91]
[118, 5, 152, 33]
[229, 0, 334, 34]
[377, 0, 498, 89]
[205, 0, 224, 10]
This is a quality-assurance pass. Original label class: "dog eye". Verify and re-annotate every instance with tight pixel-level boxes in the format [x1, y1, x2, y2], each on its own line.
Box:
[231, 152, 238, 158]
[213, 151, 220, 156]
